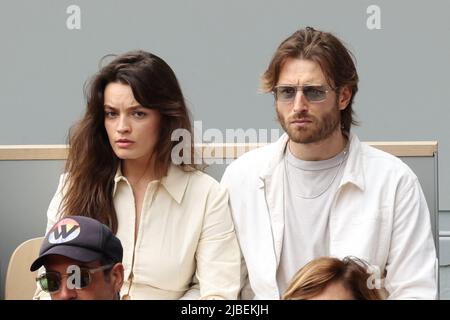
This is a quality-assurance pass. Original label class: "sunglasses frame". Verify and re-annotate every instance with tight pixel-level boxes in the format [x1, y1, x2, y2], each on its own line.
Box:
[272, 84, 336, 103]
[36, 263, 115, 293]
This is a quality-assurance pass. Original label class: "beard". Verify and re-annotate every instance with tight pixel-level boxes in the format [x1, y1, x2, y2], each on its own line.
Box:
[277, 102, 341, 144]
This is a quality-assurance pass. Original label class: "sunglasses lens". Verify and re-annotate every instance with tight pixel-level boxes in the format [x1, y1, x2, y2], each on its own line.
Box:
[79, 270, 91, 288]
[304, 86, 326, 102]
[38, 273, 60, 293]
[275, 86, 327, 102]
[276, 86, 296, 101]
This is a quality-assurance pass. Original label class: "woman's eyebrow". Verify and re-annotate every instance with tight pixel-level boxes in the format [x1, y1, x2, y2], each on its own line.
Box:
[103, 104, 143, 110]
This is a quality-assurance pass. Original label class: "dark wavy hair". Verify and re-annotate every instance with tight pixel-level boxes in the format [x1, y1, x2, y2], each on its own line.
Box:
[61, 50, 198, 233]
[262, 27, 359, 132]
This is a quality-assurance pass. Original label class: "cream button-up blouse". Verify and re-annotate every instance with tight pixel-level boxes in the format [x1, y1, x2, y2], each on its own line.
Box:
[43, 164, 241, 300]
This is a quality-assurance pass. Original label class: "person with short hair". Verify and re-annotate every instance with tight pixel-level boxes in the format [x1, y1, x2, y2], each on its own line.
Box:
[221, 27, 437, 299]
[282, 256, 384, 300]
[31, 216, 124, 300]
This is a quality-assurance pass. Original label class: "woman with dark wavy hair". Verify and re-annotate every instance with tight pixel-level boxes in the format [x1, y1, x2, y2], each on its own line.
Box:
[36, 50, 241, 300]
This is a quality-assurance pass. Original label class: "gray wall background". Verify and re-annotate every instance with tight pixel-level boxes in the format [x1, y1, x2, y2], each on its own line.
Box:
[0, 0, 449, 298]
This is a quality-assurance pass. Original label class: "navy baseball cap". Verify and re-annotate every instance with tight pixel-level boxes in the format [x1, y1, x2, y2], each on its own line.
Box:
[30, 216, 123, 271]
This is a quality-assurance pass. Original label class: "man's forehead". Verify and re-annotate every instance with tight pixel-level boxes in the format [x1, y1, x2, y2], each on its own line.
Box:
[278, 58, 328, 85]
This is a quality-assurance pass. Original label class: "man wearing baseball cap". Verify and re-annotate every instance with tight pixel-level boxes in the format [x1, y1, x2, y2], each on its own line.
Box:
[31, 216, 124, 300]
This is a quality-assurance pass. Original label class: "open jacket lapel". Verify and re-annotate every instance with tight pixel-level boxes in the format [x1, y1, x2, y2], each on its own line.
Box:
[259, 134, 289, 267]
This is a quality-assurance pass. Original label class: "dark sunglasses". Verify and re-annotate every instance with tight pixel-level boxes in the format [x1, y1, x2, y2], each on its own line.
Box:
[273, 85, 334, 103]
[36, 264, 114, 293]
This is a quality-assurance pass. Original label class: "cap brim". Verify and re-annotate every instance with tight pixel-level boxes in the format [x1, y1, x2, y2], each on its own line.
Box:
[30, 245, 103, 271]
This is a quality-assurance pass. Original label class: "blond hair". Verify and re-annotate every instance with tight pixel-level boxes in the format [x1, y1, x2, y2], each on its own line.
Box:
[282, 256, 384, 300]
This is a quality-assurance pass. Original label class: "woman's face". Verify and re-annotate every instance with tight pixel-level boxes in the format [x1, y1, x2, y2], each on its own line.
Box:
[103, 82, 161, 163]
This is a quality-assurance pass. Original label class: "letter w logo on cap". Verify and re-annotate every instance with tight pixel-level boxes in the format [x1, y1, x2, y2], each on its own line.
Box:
[48, 218, 81, 244]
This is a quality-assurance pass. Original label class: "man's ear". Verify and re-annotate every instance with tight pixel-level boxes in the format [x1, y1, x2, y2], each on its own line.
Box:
[110, 263, 124, 293]
[338, 86, 352, 110]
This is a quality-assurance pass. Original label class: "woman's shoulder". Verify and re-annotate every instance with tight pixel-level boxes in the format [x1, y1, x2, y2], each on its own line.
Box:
[59, 172, 69, 184]
[173, 165, 224, 193]
[184, 167, 220, 186]
[49, 172, 69, 195]
[182, 168, 230, 206]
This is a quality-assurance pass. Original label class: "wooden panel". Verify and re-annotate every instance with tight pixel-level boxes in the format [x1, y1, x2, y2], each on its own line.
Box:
[0, 145, 69, 160]
[0, 141, 438, 160]
[366, 141, 438, 157]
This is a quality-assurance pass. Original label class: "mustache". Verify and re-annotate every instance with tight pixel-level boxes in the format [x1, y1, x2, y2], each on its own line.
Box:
[289, 111, 316, 122]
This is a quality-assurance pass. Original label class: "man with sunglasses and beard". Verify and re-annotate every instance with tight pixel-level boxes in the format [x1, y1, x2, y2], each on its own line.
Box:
[31, 216, 124, 300]
[221, 27, 437, 300]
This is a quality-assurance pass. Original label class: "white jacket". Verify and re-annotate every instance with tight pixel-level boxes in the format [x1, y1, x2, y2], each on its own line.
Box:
[221, 133, 437, 300]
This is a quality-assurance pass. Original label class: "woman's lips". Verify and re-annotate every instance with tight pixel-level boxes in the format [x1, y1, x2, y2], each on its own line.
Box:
[116, 140, 134, 148]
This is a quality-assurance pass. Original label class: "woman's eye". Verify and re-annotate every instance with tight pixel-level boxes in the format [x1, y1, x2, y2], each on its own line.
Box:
[133, 111, 146, 118]
[104, 111, 117, 118]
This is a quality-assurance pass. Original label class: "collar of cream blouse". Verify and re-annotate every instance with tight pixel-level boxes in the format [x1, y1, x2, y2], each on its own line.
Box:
[112, 163, 190, 204]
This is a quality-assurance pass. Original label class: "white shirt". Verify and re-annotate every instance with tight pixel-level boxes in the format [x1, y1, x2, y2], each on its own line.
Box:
[221, 133, 437, 300]
[276, 146, 347, 293]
